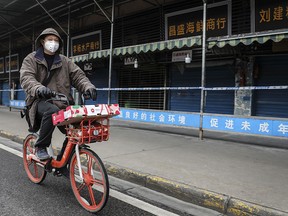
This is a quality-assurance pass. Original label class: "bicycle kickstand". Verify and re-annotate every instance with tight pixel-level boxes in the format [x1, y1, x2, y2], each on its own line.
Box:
[44, 158, 53, 173]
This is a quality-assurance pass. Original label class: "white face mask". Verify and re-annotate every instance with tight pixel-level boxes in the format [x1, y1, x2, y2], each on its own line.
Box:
[44, 40, 59, 53]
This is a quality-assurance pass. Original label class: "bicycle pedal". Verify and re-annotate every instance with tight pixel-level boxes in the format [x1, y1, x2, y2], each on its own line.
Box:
[53, 171, 63, 177]
[45, 167, 53, 173]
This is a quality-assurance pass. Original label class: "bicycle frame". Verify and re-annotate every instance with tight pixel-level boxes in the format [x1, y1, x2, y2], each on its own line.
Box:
[23, 93, 116, 213]
[28, 116, 109, 174]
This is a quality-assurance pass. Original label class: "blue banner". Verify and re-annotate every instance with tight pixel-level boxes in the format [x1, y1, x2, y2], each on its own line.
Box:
[116, 108, 288, 138]
[10, 100, 25, 108]
[116, 108, 199, 128]
[203, 115, 288, 138]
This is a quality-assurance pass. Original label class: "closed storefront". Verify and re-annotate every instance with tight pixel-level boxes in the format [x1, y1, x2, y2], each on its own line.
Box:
[1, 82, 9, 106]
[206, 65, 235, 114]
[16, 83, 25, 101]
[253, 55, 288, 118]
[168, 64, 201, 112]
[118, 64, 166, 110]
[0, 82, 2, 104]
[169, 63, 234, 114]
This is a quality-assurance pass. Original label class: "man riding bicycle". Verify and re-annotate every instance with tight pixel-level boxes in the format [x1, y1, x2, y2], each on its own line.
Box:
[20, 28, 97, 161]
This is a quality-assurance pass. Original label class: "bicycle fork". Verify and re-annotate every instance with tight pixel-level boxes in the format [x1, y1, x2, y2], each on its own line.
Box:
[75, 145, 84, 183]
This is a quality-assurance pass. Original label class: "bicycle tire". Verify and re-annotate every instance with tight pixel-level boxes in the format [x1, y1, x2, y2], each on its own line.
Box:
[69, 148, 109, 213]
[23, 134, 47, 184]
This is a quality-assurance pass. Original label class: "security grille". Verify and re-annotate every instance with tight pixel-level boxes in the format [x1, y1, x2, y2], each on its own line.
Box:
[118, 64, 166, 110]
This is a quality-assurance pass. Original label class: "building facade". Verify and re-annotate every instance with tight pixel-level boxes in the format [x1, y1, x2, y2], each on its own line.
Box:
[0, 0, 287, 138]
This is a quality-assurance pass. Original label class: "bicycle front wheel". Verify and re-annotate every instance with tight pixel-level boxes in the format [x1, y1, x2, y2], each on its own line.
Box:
[70, 148, 109, 213]
[23, 134, 47, 184]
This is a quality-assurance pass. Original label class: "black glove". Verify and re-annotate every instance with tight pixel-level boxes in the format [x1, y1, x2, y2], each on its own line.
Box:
[85, 88, 97, 101]
[37, 86, 53, 99]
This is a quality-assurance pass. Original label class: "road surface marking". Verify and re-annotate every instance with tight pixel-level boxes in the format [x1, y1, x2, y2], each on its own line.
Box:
[0, 143, 179, 216]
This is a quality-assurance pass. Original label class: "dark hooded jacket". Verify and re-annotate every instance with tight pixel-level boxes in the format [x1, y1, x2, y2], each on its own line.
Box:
[20, 28, 95, 131]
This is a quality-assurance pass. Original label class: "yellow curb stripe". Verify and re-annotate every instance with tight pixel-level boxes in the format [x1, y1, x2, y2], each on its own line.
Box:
[203, 191, 226, 212]
[1, 130, 288, 216]
[147, 176, 189, 189]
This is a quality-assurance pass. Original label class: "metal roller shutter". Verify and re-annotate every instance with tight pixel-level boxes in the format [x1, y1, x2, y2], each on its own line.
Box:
[253, 55, 288, 118]
[2, 82, 9, 106]
[118, 64, 165, 110]
[169, 64, 234, 114]
[205, 65, 235, 114]
[169, 64, 201, 112]
[0, 82, 2, 104]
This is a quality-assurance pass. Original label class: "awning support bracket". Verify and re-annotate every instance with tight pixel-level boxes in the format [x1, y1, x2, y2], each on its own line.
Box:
[35, 0, 68, 36]
[92, 0, 112, 24]
[0, 14, 31, 41]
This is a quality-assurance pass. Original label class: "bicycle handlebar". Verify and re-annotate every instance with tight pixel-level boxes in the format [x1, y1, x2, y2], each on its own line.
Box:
[47, 91, 92, 106]
[46, 92, 70, 105]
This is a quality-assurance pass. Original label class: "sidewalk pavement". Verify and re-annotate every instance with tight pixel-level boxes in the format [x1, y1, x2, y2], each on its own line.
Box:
[0, 106, 288, 216]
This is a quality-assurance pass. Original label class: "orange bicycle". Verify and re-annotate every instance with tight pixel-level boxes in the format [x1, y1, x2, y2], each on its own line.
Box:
[23, 93, 119, 213]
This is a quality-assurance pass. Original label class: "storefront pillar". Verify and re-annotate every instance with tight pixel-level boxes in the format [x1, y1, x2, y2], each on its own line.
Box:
[199, 0, 207, 140]
[234, 57, 254, 116]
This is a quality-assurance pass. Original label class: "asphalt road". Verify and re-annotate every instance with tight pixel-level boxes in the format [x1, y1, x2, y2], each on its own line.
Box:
[0, 149, 160, 216]
[0, 137, 206, 216]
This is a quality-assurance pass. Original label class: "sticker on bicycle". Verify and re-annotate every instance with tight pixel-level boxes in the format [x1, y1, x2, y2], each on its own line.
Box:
[52, 104, 120, 126]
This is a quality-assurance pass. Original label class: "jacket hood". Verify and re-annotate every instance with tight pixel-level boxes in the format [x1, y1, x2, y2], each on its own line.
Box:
[35, 28, 63, 50]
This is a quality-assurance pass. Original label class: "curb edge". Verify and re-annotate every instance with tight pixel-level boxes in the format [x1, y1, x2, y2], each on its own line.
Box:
[1, 131, 288, 216]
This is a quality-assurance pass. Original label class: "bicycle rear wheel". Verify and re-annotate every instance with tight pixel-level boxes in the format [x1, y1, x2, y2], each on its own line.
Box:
[23, 134, 47, 184]
[70, 148, 109, 213]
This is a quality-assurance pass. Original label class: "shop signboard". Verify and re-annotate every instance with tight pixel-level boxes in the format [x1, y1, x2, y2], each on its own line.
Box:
[0, 57, 4, 73]
[172, 50, 192, 62]
[71, 30, 102, 56]
[254, 0, 288, 32]
[124, 57, 137, 65]
[165, 2, 230, 40]
[5, 54, 19, 72]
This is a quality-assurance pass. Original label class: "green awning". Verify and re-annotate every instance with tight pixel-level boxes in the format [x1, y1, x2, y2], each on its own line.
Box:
[72, 33, 288, 62]
[208, 32, 288, 49]
[87, 35, 202, 61]
[70, 54, 89, 63]
[88, 49, 110, 60]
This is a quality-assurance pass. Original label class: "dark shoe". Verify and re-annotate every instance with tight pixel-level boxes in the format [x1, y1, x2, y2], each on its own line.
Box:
[35, 147, 50, 161]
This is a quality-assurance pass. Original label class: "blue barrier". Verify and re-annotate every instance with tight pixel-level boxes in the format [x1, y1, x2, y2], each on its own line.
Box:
[116, 108, 200, 128]
[203, 115, 288, 138]
[92, 85, 288, 91]
[9, 100, 25, 109]
[116, 108, 288, 138]
[3, 90, 288, 138]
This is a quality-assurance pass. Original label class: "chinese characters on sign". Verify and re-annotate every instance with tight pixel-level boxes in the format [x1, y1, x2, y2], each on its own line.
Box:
[166, 3, 228, 40]
[204, 115, 288, 138]
[10, 100, 26, 109]
[255, 0, 288, 32]
[71, 31, 101, 56]
[116, 108, 288, 138]
[116, 108, 199, 128]
[172, 50, 192, 62]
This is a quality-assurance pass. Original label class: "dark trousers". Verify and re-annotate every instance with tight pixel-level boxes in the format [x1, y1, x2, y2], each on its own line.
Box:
[34, 100, 65, 148]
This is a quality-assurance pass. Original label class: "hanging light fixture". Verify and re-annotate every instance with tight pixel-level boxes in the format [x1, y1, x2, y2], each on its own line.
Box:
[185, 54, 191, 64]
[134, 58, 138, 68]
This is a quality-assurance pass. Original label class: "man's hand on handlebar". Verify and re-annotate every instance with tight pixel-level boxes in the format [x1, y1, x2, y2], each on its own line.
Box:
[84, 88, 97, 101]
[37, 86, 55, 99]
